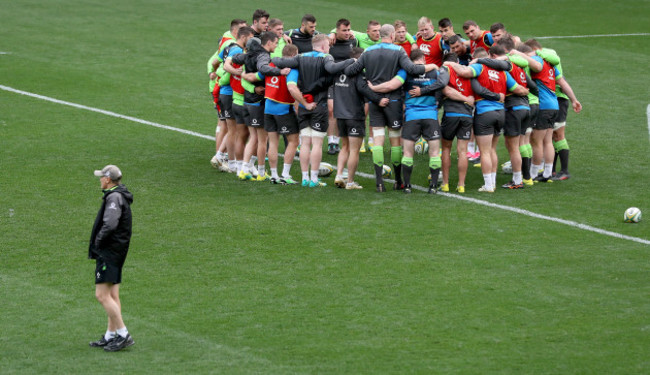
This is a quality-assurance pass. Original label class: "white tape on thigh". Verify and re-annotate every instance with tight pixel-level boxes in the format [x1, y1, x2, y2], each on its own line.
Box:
[388, 129, 401, 138]
[216, 125, 221, 134]
[300, 127, 312, 137]
[312, 130, 327, 138]
[553, 121, 566, 130]
[372, 128, 385, 137]
[525, 127, 533, 135]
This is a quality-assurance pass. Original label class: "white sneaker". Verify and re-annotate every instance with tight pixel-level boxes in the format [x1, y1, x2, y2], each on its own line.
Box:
[478, 185, 495, 193]
[345, 182, 363, 190]
[210, 155, 219, 168]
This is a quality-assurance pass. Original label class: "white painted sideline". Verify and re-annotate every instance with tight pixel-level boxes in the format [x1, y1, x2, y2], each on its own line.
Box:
[0, 85, 214, 141]
[2, 84, 648, 246]
[647, 104, 650, 143]
[536, 33, 650, 39]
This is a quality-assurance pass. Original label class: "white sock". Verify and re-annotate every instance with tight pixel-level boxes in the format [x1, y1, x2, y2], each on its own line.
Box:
[271, 168, 279, 179]
[251, 155, 258, 164]
[531, 164, 541, 178]
[491, 172, 497, 187]
[311, 170, 319, 182]
[483, 174, 492, 189]
[241, 162, 249, 173]
[116, 327, 128, 338]
[334, 136, 340, 144]
[468, 141, 475, 153]
[105, 330, 116, 341]
[216, 151, 226, 160]
[328, 135, 335, 144]
[368, 137, 374, 145]
[282, 164, 292, 178]
[513, 171, 522, 184]
[236, 160, 243, 174]
[543, 163, 553, 178]
[302, 171, 309, 181]
[258, 165, 265, 176]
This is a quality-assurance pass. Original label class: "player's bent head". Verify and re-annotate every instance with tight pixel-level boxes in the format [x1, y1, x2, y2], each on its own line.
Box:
[260, 31, 278, 46]
[336, 18, 350, 29]
[438, 17, 452, 28]
[302, 14, 316, 25]
[237, 26, 255, 39]
[350, 47, 364, 59]
[496, 35, 515, 52]
[268, 18, 283, 29]
[410, 48, 425, 62]
[443, 52, 458, 63]
[253, 9, 270, 23]
[231, 19, 247, 32]
[311, 33, 329, 51]
[524, 38, 543, 50]
[448, 35, 462, 46]
[379, 24, 395, 39]
[489, 22, 506, 34]
[472, 48, 488, 59]
[282, 44, 299, 57]
[489, 44, 507, 57]
[417, 17, 433, 28]
[462, 20, 478, 30]
[516, 44, 533, 55]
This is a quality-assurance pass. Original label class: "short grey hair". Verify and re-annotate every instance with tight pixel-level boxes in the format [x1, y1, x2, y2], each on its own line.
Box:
[379, 24, 394, 38]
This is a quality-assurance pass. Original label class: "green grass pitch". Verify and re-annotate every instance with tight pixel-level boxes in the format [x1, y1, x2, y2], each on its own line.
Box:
[1, 0, 649, 373]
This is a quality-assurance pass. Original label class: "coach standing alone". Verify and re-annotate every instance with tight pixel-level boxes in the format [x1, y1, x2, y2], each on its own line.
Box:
[88, 165, 135, 352]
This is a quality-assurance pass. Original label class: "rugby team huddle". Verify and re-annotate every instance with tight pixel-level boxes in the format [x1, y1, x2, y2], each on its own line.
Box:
[207, 9, 582, 193]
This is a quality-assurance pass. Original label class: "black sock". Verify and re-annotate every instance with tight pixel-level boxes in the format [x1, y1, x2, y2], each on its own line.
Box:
[553, 152, 559, 173]
[393, 164, 402, 184]
[429, 167, 440, 188]
[559, 149, 569, 173]
[403, 164, 413, 187]
[522, 157, 531, 180]
[374, 164, 384, 186]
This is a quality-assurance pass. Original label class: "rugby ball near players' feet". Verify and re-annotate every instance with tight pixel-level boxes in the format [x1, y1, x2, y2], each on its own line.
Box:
[318, 162, 334, 177]
[623, 207, 642, 223]
[382, 165, 392, 178]
[414, 137, 428, 155]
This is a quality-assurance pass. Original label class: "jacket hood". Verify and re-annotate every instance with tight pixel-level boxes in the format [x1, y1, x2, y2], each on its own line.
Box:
[105, 184, 133, 204]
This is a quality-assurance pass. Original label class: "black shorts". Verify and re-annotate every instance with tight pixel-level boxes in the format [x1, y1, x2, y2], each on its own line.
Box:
[534, 109, 558, 130]
[265, 112, 299, 134]
[95, 259, 123, 285]
[474, 110, 505, 136]
[402, 118, 441, 141]
[337, 119, 365, 137]
[504, 109, 530, 137]
[368, 100, 403, 129]
[297, 102, 329, 132]
[441, 115, 472, 141]
[219, 94, 233, 119]
[556, 97, 569, 123]
[529, 104, 539, 132]
[244, 103, 265, 128]
[232, 102, 246, 124]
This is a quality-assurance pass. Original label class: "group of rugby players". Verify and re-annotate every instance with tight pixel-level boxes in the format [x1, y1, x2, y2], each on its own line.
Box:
[207, 9, 582, 193]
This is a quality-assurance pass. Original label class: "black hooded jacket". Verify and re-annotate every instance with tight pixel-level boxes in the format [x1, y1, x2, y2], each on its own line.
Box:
[88, 184, 133, 265]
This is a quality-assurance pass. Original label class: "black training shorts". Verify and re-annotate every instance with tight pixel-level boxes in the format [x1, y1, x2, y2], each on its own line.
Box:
[441, 115, 472, 141]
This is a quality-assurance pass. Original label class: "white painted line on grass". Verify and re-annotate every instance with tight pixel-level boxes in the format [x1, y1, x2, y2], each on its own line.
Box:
[2, 84, 649, 246]
[536, 33, 650, 39]
[647, 104, 650, 143]
[0, 52, 11, 55]
[0, 85, 214, 141]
